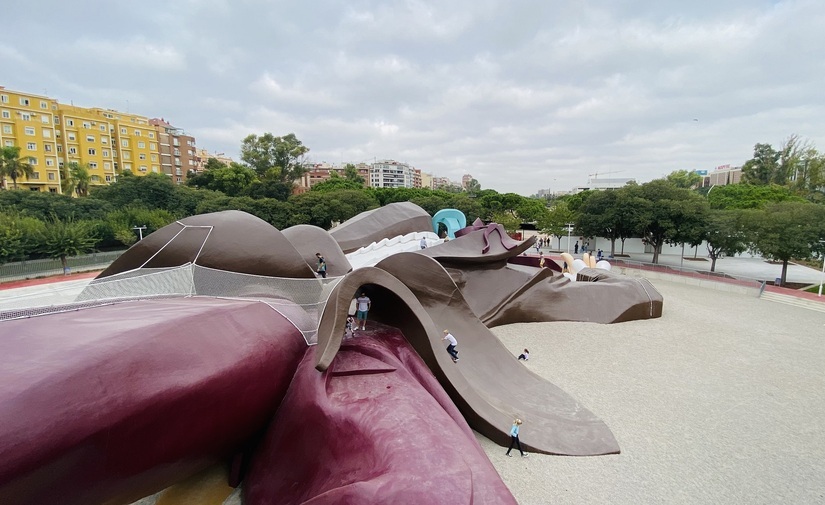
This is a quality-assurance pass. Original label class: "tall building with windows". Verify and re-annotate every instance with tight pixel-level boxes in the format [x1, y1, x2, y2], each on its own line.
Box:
[0, 87, 62, 192]
[149, 118, 197, 184]
[0, 85, 196, 193]
[370, 159, 415, 188]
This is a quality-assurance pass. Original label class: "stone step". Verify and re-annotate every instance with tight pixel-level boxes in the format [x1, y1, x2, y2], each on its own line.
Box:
[760, 291, 825, 313]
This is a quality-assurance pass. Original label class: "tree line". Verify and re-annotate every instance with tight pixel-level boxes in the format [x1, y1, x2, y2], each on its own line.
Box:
[2, 132, 824, 286]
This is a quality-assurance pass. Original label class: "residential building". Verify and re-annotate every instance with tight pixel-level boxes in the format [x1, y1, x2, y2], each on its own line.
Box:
[0, 87, 61, 192]
[194, 148, 234, 172]
[149, 118, 197, 184]
[370, 160, 416, 188]
[420, 171, 434, 190]
[0, 85, 196, 193]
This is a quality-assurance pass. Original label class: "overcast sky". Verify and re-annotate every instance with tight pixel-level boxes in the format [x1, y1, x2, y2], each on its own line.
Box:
[2, 0, 823, 195]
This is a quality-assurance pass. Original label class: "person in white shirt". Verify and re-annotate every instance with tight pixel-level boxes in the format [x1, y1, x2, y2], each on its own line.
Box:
[355, 292, 371, 331]
[419, 237, 427, 249]
[517, 349, 529, 361]
[442, 329, 459, 363]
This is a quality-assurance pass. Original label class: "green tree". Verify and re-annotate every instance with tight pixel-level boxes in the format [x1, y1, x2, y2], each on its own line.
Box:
[666, 169, 702, 189]
[576, 189, 645, 257]
[464, 178, 482, 195]
[746, 201, 825, 286]
[240, 133, 309, 183]
[90, 173, 186, 214]
[311, 172, 365, 193]
[741, 143, 780, 185]
[61, 162, 93, 197]
[0, 190, 112, 221]
[538, 201, 576, 249]
[707, 183, 803, 210]
[186, 162, 258, 196]
[705, 210, 749, 272]
[343, 164, 366, 185]
[633, 180, 710, 263]
[0, 146, 35, 189]
[38, 216, 99, 274]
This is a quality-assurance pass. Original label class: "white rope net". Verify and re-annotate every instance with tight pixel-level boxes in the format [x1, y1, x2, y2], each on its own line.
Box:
[1, 264, 343, 345]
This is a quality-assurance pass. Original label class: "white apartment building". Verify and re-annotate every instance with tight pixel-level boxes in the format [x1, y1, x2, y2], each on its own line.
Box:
[370, 159, 414, 188]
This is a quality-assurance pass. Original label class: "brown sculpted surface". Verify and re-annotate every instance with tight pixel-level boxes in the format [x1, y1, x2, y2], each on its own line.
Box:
[2, 205, 667, 503]
[329, 202, 433, 253]
[98, 210, 316, 279]
[281, 224, 352, 277]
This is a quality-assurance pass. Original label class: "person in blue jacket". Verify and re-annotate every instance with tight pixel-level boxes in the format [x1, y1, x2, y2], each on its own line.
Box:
[505, 418, 528, 457]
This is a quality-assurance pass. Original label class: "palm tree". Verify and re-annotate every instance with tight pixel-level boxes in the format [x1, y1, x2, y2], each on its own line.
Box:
[0, 146, 35, 189]
[61, 161, 92, 196]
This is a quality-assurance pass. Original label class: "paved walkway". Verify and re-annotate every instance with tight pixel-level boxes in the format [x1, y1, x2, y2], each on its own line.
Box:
[486, 278, 825, 504]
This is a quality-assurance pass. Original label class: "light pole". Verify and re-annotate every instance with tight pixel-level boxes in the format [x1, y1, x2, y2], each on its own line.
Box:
[132, 225, 147, 241]
[819, 240, 825, 297]
[566, 223, 575, 254]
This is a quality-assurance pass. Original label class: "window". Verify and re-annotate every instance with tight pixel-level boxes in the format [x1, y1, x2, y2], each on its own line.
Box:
[40, 101, 48, 109]
[86, 135, 95, 142]
[2, 125, 11, 134]
[104, 162, 111, 170]
[121, 139, 128, 147]
[4, 140, 13, 147]
[57, 145, 62, 152]
[48, 172, 55, 179]
[67, 119, 74, 126]
[123, 152, 131, 160]
[105, 175, 112, 182]
[25, 127, 35, 135]
[83, 122, 90, 129]
[0, 95, 7, 103]
[88, 148, 96, 156]
[41, 115, 49, 124]
[139, 165, 148, 172]
[29, 158, 38, 166]
[54, 117, 60, 125]
[68, 147, 77, 155]
[151, 154, 157, 162]
[124, 163, 132, 171]
[89, 162, 98, 169]
[29, 187, 40, 191]
[20, 98, 30, 106]
[148, 132, 154, 139]
[152, 165, 159, 173]
[134, 130, 141, 136]
[1, 110, 9, 119]
[42, 129, 51, 138]
[139, 153, 146, 160]
[48, 187, 57, 193]
[21, 113, 31, 121]
[100, 125, 106, 131]
[102, 150, 109, 157]
[138, 141, 145, 149]
[26, 142, 36, 150]
[46, 159, 55, 167]
[149, 142, 157, 150]
[120, 127, 127, 134]
[67, 133, 76, 141]
[44, 144, 52, 152]
[91, 175, 100, 182]
[176, 176, 182, 183]
[101, 137, 108, 144]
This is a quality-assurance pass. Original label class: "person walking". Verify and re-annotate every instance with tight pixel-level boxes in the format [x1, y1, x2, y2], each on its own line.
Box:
[574, 241, 579, 254]
[505, 418, 528, 457]
[355, 292, 371, 331]
[315, 253, 327, 278]
[539, 252, 545, 268]
[442, 329, 459, 363]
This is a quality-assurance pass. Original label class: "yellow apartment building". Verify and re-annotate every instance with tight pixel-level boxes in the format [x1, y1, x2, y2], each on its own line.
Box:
[0, 87, 61, 192]
[1, 85, 197, 193]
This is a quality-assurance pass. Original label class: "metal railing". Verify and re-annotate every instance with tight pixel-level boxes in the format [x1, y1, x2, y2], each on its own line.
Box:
[609, 258, 765, 293]
[0, 250, 124, 282]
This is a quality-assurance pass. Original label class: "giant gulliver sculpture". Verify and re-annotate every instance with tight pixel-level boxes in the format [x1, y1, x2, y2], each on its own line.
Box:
[0, 203, 663, 505]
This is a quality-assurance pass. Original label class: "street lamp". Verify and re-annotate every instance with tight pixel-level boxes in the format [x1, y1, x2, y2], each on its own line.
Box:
[132, 225, 147, 241]
[566, 223, 575, 254]
[819, 240, 825, 297]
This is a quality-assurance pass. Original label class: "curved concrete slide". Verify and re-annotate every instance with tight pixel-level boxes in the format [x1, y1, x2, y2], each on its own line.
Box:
[374, 253, 620, 456]
[313, 261, 619, 455]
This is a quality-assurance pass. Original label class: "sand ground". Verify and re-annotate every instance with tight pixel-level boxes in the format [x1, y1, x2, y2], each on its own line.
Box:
[482, 278, 825, 505]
